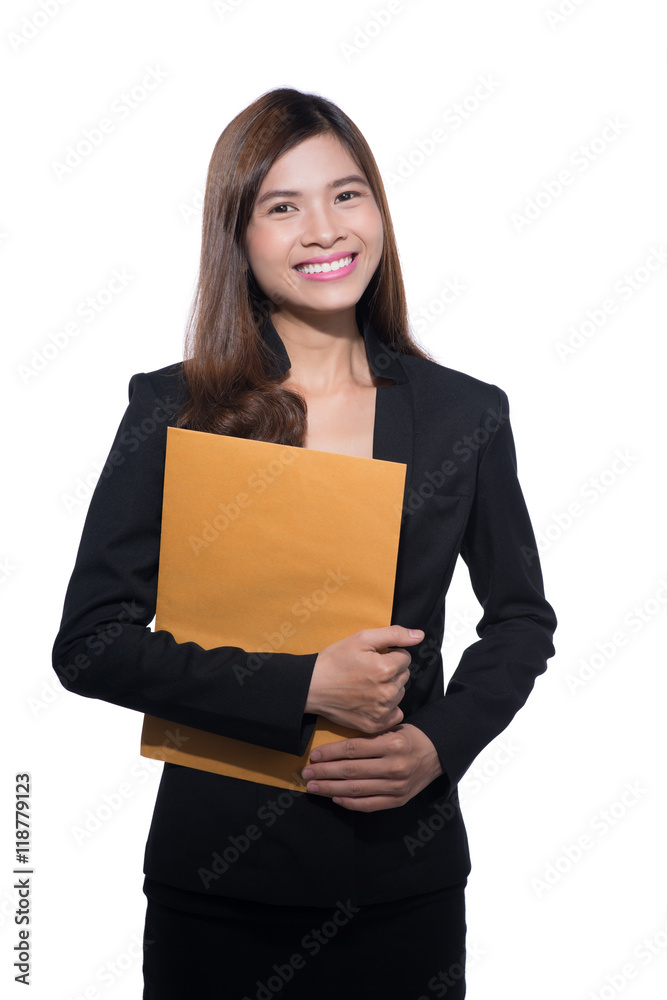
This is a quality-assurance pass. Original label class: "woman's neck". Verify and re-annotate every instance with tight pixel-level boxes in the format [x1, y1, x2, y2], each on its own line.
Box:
[272, 308, 375, 394]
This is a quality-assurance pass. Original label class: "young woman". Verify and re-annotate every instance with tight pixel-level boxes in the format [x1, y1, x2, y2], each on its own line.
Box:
[53, 87, 557, 998]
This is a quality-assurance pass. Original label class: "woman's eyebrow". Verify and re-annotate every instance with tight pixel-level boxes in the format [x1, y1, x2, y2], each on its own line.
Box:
[255, 174, 370, 207]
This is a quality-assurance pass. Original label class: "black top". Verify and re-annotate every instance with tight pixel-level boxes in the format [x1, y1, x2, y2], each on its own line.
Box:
[52, 310, 557, 908]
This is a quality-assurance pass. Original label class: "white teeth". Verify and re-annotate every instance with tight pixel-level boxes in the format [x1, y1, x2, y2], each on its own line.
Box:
[295, 255, 354, 274]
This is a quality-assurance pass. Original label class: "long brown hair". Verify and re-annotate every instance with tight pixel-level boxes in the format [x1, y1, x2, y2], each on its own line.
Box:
[177, 87, 433, 445]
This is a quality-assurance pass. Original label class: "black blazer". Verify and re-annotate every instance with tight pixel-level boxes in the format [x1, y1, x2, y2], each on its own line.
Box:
[52, 311, 557, 908]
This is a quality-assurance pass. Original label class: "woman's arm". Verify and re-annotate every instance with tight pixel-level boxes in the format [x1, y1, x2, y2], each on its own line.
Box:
[52, 370, 318, 757]
[404, 385, 557, 792]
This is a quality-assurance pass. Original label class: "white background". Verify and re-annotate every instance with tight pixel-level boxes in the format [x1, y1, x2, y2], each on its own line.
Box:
[2, 1, 666, 997]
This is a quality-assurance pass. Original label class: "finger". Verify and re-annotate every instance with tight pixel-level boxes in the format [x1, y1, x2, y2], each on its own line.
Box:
[383, 705, 405, 729]
[302, 755, 395, 784]
[332, 794, 406, 813]
[382, 657, 413, 694]
[308, 734, 391, 763]
[380, 648, 414, 679]
[305, 776, 402, 800]
[358, 624, 424, 651]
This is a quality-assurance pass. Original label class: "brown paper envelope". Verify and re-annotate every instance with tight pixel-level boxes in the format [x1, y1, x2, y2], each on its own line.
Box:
[140, 427, 407, 791]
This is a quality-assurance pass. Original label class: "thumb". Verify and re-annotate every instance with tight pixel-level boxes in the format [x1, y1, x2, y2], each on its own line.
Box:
[371, 624, 424, 654]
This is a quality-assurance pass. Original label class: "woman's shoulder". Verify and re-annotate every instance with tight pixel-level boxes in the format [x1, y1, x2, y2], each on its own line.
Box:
[398, 351, 507, 413]
[124, 362, 187, 417]
[131, 360, 185, 389]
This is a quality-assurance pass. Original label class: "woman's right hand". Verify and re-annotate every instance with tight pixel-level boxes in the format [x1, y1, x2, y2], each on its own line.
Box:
[304, 625, 424, 734]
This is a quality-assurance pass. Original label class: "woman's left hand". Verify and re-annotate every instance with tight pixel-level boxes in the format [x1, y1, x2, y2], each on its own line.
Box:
[300, 724, 444, 812]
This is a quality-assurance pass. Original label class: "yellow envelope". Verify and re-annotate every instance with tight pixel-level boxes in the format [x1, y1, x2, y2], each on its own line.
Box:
[140, 427, 407, 790]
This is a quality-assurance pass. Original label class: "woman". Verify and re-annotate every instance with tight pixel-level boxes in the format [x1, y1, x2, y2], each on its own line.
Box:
[52, 87, 557, 998]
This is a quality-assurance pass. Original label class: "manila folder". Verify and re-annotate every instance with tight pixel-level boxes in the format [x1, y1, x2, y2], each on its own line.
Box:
[140, 426, 407, 791]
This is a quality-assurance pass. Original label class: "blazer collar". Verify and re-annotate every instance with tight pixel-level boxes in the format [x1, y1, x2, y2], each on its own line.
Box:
[259, 307, 409, 385]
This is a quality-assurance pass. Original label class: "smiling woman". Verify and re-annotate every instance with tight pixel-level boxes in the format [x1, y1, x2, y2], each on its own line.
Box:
[246, 136, 383, 303]
[52, 86, 556, 999]
[244, 132, 395, 458]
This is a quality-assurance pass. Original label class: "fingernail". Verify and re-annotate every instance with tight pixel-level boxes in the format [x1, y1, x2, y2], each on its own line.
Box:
[302, 768, 314, 779]
[408, 629, 424, 637]
[310, 750, 321, 761]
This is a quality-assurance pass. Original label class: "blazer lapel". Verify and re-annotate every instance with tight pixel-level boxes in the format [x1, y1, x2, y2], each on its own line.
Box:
[259, 311, 415, 503]
[360, 316, 415, 495]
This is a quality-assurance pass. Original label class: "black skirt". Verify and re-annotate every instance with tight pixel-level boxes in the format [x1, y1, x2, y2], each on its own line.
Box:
[142, 877, 467, 999]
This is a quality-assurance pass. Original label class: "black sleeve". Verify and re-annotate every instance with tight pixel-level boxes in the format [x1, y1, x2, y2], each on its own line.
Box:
[51, 371, 318, 757]
[405, 386, 557, 790]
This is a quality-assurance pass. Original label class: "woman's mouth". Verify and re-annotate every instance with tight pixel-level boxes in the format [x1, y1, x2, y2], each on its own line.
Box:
[293, 253, 358, 281]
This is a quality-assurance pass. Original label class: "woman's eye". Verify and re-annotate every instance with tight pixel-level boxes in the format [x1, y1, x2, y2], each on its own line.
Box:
[267, 191, 360, 214]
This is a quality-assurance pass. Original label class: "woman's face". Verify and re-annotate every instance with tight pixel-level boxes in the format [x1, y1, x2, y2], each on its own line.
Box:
[245, 133, 384, 323]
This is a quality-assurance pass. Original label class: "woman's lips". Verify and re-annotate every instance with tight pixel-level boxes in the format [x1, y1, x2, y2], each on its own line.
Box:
[293, 253, 358, 281]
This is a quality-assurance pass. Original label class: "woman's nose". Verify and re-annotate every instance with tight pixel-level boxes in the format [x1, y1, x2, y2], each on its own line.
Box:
[300, 203, 346, 248]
